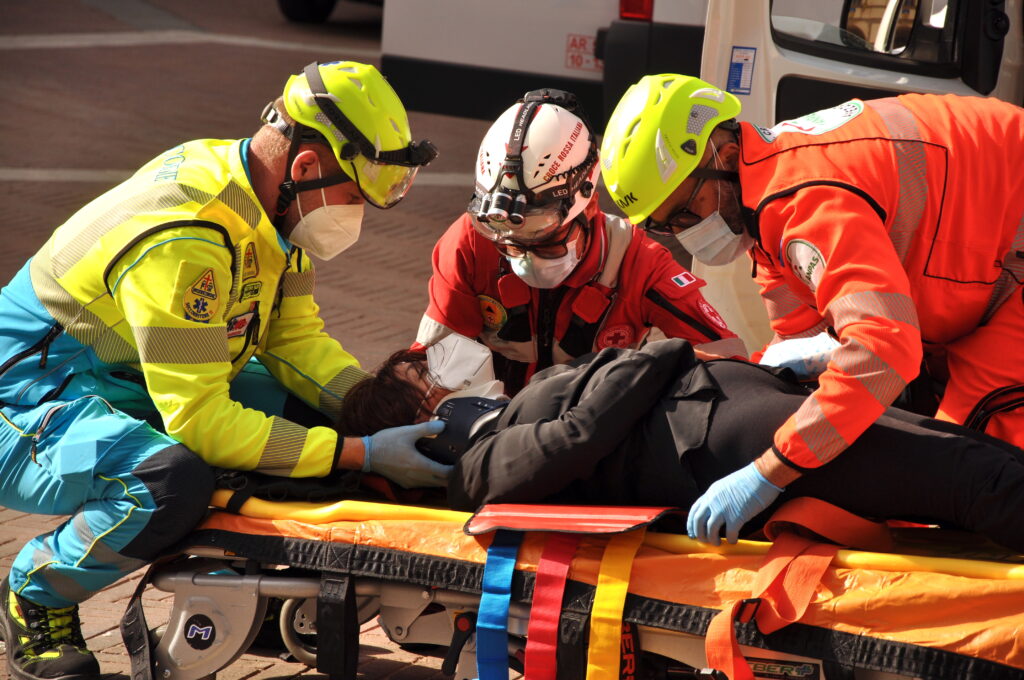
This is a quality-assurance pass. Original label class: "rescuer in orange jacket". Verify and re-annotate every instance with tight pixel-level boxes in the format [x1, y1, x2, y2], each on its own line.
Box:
[600, 74, 1024, 544]
[415, 89, 746, 395]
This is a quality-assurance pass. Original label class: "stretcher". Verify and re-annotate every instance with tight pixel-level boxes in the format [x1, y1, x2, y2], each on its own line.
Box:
[122, 489, 1024, 680]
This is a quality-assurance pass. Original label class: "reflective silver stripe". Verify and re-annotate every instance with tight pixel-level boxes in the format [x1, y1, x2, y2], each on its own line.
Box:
[826, 290, 919, 331]
[135, 326, 229, 364]
[792, 395, 849, 465]
[70, 512, 147, 574]
[319, 365, 371, 418]
[215, 181, 262, 230]
[762, 283, 805, 322]
[258, 417, 305, 474]
[30, 246, 138, 363]
[52, 183, 214, 278]
[981, 211, 1024, 325]
[866, 98, 927, 265]
[694, 336, 747, 358]
[830, 338, 907, 405]
[282, 269, 315, 298]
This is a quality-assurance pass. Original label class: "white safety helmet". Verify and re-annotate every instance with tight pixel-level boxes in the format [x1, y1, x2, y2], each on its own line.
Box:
[468, 89, 600, 245]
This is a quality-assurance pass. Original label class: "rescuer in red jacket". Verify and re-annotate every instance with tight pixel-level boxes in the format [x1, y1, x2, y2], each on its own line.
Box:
[601, 74, 1024, 544]
[415, 89, 745, 395]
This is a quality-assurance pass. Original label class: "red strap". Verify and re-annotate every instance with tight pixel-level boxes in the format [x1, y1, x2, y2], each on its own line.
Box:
[465, 504, 678, 535]
[705, 599, 756, 680]
[524, 533, 582, 680]
[762, 497, 893, 552]
[705, 498, 892, 677]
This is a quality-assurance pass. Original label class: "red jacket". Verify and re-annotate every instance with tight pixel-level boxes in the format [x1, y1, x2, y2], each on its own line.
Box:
[740, 94, 1024, 483]
[417, 211, 745, 394]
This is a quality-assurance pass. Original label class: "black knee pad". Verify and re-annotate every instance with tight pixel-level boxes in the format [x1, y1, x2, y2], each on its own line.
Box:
[119, 444, 215, 560]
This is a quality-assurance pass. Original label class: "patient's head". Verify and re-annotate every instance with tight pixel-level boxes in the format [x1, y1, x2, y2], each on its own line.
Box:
[336, 349, 453, 435]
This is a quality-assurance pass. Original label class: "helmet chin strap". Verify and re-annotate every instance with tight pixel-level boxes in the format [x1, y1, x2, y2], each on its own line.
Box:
[271, 122, 352, 234]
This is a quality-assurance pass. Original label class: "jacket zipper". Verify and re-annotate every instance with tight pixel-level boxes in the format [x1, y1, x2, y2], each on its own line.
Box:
[0, 322, 64, 377]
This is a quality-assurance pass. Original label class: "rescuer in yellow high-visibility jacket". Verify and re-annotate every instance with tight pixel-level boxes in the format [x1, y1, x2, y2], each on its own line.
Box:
[0, 61, 442, 680]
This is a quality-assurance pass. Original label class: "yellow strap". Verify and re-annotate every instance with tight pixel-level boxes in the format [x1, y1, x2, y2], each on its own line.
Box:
[643, 533, 1024, 581]
[210, 489, 471, 524]
[585, 529, 646, 680]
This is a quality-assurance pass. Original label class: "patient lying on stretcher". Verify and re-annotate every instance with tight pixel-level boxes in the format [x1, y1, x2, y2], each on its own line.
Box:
[336, 338, 1024, 552]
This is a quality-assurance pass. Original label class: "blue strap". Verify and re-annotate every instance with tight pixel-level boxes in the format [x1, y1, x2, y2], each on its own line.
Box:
[476, 530, 522, 680]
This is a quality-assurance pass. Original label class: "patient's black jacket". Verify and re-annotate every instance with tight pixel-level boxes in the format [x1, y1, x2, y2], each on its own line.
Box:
[448, 339, 734, 510]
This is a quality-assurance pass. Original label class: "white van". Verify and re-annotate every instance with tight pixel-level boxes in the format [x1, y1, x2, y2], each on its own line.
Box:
[380, 0, 707, 125]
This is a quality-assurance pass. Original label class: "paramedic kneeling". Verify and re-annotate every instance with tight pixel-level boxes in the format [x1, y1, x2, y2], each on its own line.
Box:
[0, 61, 445, 680]
[600, 75, 1024, 543]
[414, 88, 746, 396]
[338, 339, 1024, 553]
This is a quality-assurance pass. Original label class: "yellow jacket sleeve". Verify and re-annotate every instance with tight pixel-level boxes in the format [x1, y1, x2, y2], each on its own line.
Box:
[257, 248, 368, 422]
[108, 229, 339, 477]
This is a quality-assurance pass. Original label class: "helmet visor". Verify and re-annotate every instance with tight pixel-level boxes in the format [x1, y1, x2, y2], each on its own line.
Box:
[467, 194, 566, 244]
[353, 158, 420, 209]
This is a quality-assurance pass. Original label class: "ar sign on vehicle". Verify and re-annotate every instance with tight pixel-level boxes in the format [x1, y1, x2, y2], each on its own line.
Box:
[566, 34, 601, 72]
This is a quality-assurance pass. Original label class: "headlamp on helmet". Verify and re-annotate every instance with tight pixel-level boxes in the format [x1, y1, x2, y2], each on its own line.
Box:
[468, 89, 600, 247]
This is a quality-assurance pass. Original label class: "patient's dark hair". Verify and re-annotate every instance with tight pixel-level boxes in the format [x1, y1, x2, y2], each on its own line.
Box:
[336, 349, 429, 436]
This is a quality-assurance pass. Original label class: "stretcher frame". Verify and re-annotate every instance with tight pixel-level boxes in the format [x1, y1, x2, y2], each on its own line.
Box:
[124, 495, 1024, 680]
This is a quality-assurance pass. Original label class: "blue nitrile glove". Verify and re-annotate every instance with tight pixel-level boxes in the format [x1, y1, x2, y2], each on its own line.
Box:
[759, 332, 840, 380]
[362, 420, 452, 488]
[687, 462, 784, 545]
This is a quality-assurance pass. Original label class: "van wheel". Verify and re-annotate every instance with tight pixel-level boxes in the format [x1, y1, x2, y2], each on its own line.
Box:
[276, 0, 338, 23]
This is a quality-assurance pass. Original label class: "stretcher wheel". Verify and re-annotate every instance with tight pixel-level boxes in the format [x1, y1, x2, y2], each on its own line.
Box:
[278, 599, 318, 666]
[278, 595, 380, 667]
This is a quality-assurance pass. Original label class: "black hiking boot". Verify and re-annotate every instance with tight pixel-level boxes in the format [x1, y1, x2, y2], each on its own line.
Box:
[0, 578, 100, 680]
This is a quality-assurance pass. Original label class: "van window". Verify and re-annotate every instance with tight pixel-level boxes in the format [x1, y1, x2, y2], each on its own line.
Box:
[770, 0, 958, 74]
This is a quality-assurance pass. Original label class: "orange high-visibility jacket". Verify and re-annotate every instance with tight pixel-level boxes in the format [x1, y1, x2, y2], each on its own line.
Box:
[739, 94, 1024, 482]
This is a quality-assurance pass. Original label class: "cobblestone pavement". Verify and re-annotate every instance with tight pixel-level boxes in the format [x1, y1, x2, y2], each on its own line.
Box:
[0, 1, 499, 678]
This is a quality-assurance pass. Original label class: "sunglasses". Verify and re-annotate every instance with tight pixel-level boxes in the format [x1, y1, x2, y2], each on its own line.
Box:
[642, 166, 741, 236]
[490, 219, 583, 260]
[642, 177, 706, 236]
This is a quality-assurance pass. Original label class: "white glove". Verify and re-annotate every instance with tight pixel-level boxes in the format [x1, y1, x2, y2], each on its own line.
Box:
[759, 332, 840, 380]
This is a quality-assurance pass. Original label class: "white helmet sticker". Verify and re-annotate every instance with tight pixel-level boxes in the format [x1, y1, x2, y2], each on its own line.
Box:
[786, 239, 826, 292]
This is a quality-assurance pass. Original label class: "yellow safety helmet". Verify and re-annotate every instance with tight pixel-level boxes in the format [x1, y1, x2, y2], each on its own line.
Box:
[267, 60, 437, 209]
[600, 74, 741, 224]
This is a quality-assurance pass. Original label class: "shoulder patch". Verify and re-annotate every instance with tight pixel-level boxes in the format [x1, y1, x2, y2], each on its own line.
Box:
[697, 298, 728, 331]
[767, 100, 864, 140]
[671, 271, 697, 289]
[178, 265, 221, 323]
[786, 239, 826, 291]
[243, 242, 260, 280]
[478, 295, 507, 332]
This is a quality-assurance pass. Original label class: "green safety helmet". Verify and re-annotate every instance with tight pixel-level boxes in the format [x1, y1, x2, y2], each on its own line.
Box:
[269, 60, 437, 209]
[600, 74, 741, 224]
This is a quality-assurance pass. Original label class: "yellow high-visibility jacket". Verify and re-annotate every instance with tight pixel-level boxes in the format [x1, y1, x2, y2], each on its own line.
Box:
[27, 138, 367, 477]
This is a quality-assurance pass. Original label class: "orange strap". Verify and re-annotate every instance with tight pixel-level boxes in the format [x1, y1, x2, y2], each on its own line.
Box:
[705, 498, 893, 678]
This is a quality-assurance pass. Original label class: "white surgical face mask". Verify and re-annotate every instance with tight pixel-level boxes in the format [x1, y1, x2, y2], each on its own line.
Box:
[674, 211, 754, 266]
[288, 161, 363, 260]
[673, 138, 753, 267]
[426, 333, 501, 392]
[506, 237, 581, 288]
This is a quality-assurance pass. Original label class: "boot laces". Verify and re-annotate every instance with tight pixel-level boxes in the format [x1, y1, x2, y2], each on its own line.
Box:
[23, 602, 87, 651]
